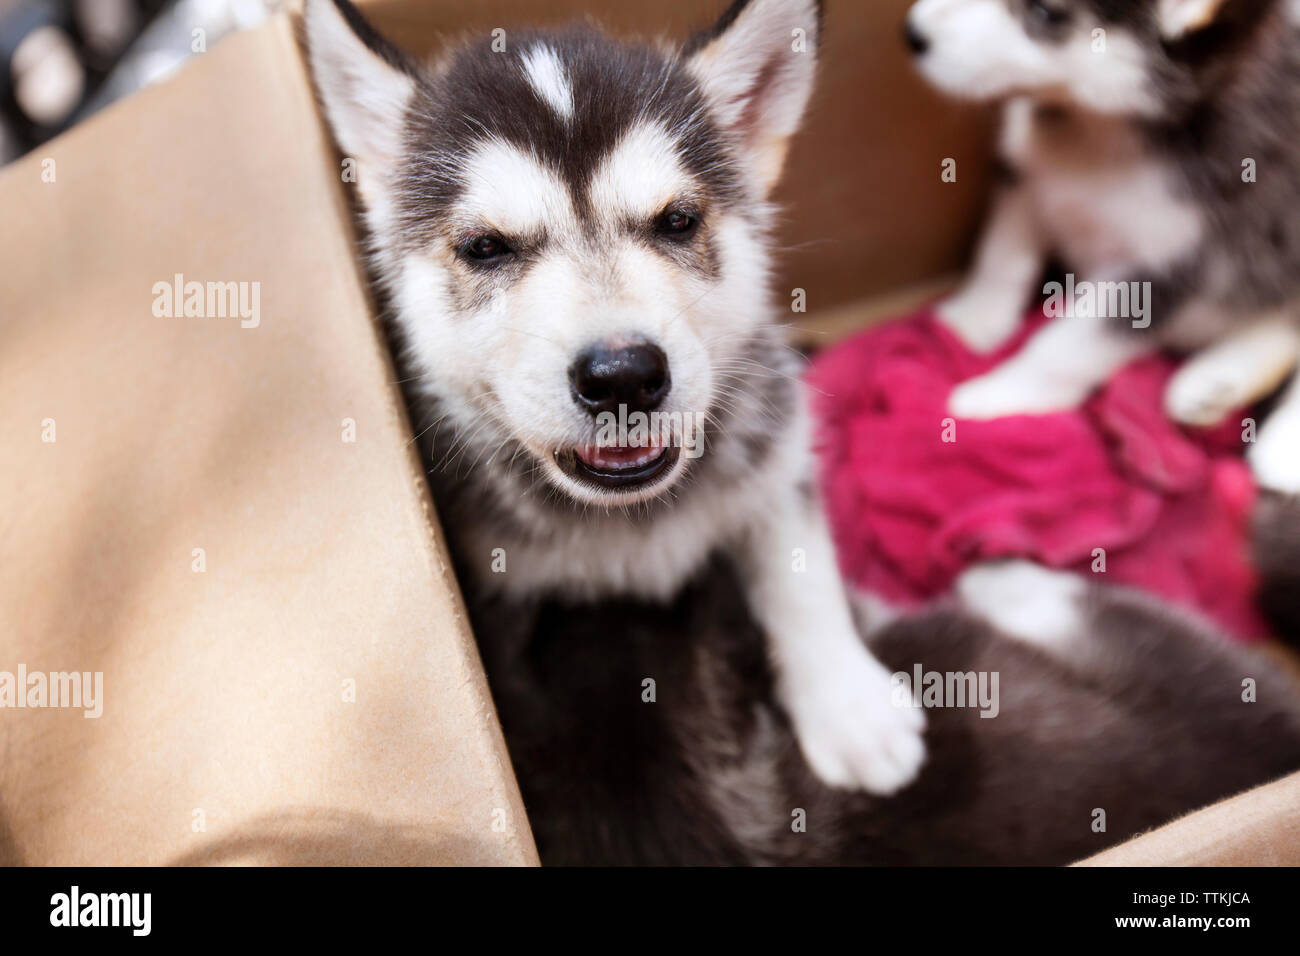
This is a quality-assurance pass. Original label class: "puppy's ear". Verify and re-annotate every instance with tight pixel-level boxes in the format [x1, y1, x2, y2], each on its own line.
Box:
[686, 0, 823, 196]
[304, 0, 416, 205]
[1157, 0, 1232, 40]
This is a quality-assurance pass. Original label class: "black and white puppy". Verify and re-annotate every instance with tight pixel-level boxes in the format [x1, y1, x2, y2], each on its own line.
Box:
[305, 0, 925, 795]
[305, 0, 1300, 864]
[907, 0, 1300, 499]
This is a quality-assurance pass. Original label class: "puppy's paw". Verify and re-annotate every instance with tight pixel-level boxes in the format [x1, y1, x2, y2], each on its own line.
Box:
[1165, 363, 1249, 427]
[956, 560, 1085, 649]
[787, 646, 926, 795]
[937, 294, 1021, 355]
[1249, 419, 1300, 494]
[948, 368, 1089, 420]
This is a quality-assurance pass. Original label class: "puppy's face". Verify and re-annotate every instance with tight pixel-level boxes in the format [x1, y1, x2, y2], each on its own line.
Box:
[306, 0, 822, 507]
[905, 0, 1248, 116]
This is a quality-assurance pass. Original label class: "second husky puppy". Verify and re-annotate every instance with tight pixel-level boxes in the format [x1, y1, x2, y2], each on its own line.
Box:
[906, 0, 1300, 496]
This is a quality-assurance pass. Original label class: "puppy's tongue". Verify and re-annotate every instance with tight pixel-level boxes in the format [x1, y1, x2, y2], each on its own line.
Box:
[576, 440, 663, 471]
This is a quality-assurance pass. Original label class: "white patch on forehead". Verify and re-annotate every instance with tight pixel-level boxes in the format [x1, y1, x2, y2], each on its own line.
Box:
[588, 121, 691, 220]
[520, 45, 574, 121]
[455, 137, 576, 235]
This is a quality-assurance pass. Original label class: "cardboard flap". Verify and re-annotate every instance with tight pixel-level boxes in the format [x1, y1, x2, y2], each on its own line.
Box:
[0, 13, 535, 865]
[1077, 771, 1300, 866]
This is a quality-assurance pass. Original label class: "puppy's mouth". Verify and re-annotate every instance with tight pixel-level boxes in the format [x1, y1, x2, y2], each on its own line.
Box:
[554, 440, 680, 492]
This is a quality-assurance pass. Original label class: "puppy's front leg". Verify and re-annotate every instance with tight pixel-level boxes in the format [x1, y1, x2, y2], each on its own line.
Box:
[938, 183, 1044, 354]
[948, 283, 1158, 420]
[1165, 312, 1300, 427]
[741, 484, 925, 794]
[1250, 367, 1300, 494]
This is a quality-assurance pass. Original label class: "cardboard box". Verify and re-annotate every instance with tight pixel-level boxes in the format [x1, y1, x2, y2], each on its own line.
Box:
[1078, 772, 1300, 867]
[0, 10, 534, 866]
[0, 0, 1295, 866]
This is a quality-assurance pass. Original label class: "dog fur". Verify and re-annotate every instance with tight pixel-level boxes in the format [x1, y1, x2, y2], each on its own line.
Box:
[472, 556, 1300, 864]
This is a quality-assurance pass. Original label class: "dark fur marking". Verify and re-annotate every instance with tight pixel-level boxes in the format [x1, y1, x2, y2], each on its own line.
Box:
[467, 555, 1300, 865]
[1252, 488, 1300, 650]
[395, 28, 743, 253]
[991, 156, 1023, 188]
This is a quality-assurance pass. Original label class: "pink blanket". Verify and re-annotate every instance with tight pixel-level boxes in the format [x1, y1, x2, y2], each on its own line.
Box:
[809, 308, 1265, 641]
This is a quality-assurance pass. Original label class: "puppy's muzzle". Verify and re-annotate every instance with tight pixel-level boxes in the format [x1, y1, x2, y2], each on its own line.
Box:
[558, 340, 680, 494]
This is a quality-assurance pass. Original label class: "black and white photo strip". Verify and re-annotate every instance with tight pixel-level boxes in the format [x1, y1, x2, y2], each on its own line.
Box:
[2, 0, 1298, 939]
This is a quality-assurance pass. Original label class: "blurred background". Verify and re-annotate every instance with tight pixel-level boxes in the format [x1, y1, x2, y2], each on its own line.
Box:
[0, 0, 286, 167]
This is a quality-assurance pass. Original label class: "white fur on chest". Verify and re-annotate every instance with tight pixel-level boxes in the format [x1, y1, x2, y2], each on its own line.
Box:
[465, 403, 813, 603]
[466, 477, 763, 601]
[1000, 98, 1204, 277]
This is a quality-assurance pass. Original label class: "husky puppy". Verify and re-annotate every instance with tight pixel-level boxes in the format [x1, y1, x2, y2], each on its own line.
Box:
[305, 0, 1300, 864]
[905, 0, 1300, 497]
[305, 0, 926, 795]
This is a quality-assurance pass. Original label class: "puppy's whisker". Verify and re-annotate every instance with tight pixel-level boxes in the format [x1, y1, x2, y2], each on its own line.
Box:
[498, 326, 566, 349]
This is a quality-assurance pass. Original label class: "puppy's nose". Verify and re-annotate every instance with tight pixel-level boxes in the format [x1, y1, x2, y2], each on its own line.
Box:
[569, 343, 671, 417]
[903, 19, 929, 55]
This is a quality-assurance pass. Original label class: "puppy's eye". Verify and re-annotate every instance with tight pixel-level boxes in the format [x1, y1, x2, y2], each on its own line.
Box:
[1027, 0, 1071, 26]
[461, 235, 512, 262]
[655, 209, 699, 239]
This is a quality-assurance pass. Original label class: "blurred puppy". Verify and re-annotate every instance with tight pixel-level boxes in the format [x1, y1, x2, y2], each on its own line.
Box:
[905, 0, 1300, 499]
